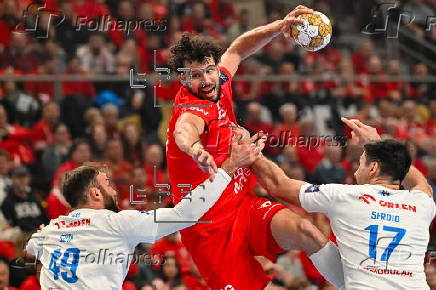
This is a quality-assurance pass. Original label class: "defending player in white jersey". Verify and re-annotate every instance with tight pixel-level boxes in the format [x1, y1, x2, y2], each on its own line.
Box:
[24, 141, 263, 289]
[249, 118, 434, 290]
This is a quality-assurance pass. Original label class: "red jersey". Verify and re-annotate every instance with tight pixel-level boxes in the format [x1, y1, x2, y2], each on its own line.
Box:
[166, 66, 255, 225]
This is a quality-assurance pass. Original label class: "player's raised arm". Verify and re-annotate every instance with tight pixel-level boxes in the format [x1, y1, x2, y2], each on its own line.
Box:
[174, 112, 217, 181]
[219, 5, 313, 76]
[341, 117, 433, 196]
[402, 166, 433, 196]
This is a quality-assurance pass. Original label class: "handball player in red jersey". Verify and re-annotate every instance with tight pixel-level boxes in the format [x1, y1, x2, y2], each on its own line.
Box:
[166, 5, 345, 290]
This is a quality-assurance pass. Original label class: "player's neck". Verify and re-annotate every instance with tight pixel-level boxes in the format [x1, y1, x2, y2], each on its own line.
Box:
[370, 177, 400, 190]
[76, 203, 104, 210]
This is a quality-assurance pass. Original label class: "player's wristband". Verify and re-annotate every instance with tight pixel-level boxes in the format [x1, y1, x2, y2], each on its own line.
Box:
[309, 241, 345, 289]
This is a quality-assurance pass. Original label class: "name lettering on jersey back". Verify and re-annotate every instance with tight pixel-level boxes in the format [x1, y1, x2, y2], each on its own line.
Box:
[371, 211, 400, 223]
[54, 218, 91, 229]
[358, 194, 417, 213]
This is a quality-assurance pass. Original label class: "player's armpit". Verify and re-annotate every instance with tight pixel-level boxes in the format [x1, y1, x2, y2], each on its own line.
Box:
[219, 49, 242, 77]
[251, 156, 307, 206]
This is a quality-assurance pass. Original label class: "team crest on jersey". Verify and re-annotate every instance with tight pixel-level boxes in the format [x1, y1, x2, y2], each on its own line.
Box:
[219, 70, 229, 85]
[304, 185, 320, 193]
[221, 285, 235, 290]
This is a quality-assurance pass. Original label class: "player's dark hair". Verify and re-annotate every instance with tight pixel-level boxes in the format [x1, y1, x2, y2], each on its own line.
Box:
[364, 139, 412, 183]
[61, 164, 107, 208]
[169, 32, 223, 72]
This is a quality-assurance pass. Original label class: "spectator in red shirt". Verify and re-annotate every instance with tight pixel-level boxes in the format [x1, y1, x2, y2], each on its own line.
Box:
[358, 55, 389, 102]
[0, 105, 35, 165]
[88, 124, 107, 161]
[62, 57, 96, 98]
[31, 101, 60, 151]
[103, 138, 132, 194]
[395, 100, 427, 140]
[244, 102, 274, 135]
[351, 40, 375, 75]
[119, 166, 149, 211]
[385, 59, 407, 101]
[143, 144, 168, 205]
[121, 122, 143, 167]
[46, 139, 92, 219]
[209, 0, 237, 30]
[102, 104, 120, 138]
[294, 119, 324, 173]
[0, 33, 40, 73]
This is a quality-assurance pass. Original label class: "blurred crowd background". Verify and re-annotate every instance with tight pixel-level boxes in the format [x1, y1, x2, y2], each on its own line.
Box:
[0, 0, 434, 289]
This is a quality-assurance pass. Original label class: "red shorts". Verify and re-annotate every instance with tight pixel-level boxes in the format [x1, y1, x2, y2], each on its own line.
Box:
[180, 196, 287, 290]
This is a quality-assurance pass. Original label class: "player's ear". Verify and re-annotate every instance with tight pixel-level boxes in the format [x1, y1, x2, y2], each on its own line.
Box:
[88, 186, 101, 202]
[369, 161, 379, 178]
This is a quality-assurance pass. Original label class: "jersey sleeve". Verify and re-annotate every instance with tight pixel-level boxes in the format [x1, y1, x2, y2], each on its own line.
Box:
[218, 66, 233, 85]
[25, 232, 44, 258]
[109, 169, 231, 245]
[299, 184, 344, 214]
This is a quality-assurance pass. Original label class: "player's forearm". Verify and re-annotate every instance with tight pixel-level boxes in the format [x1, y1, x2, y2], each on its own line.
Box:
[174, 121, 202, 156]
[251, 156, 301, 205]
[228, 20, 284, 60]
[402, 165, 433, 194]
[153, 169, 231, 240]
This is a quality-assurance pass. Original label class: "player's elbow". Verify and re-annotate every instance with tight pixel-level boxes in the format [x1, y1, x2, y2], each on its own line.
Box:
[297, 218, 328, 255]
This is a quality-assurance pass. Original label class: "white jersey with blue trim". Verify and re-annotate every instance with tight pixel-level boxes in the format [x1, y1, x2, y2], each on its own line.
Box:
[25, 169, 232, 290]
[299, 183, 436, 290]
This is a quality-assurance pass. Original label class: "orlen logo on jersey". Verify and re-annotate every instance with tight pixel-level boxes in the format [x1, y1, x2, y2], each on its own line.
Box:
[221, 285, 235, 290]
[358, 194, 417, 213]
[359, 194, 376, 204]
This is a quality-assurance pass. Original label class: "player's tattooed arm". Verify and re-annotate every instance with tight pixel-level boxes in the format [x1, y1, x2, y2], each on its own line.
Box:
[220, 5, 313, 76]
[174, 113, 218, 181]
[251, 155, 307, 207]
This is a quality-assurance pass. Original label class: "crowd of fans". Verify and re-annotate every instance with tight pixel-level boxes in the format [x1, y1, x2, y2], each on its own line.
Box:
[0, 0, 434, 289]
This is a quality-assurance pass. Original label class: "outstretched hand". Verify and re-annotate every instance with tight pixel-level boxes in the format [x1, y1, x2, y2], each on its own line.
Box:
[190, 144, 218, 182]
[281, 5, 314, 44]
[341, 117, 381, 146]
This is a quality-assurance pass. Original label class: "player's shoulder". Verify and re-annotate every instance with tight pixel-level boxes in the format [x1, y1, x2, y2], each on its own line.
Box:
[303, 183, 367, 194]
[218, 66, 232, 85]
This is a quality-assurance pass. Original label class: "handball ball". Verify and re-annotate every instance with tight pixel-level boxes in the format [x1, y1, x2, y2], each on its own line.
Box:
[291, 11, 332, 52]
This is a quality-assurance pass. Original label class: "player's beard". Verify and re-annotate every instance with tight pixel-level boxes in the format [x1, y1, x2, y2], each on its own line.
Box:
[189, 83, 221, 102]
[97, 185, 120, 213]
